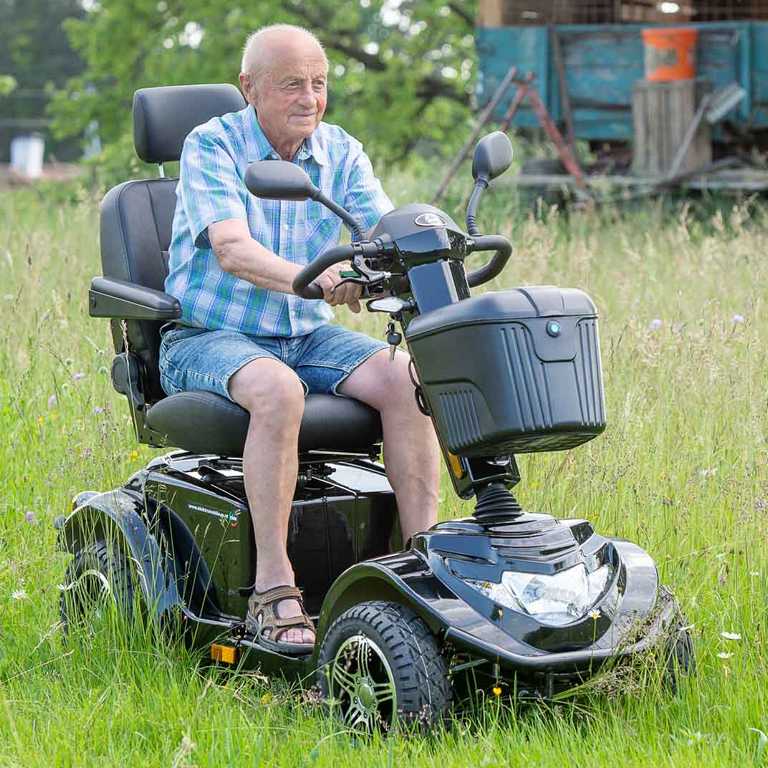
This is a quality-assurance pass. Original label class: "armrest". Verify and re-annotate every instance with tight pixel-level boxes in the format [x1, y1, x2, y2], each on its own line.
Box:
[89, 276, 182, 321]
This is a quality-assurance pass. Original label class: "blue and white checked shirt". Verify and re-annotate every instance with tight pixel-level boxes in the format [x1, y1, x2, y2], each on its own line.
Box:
[165, 105, 393, 336]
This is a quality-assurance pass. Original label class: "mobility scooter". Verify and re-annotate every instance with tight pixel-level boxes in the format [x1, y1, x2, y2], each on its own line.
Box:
[59, 84, 692, 731]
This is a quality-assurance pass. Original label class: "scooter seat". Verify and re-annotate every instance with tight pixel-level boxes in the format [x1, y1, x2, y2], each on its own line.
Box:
[145, 391, 382, 456]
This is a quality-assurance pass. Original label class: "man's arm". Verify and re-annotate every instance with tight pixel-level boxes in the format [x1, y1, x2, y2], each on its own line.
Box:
[209, 219, 300, 292]
[210, 218, 362, 311]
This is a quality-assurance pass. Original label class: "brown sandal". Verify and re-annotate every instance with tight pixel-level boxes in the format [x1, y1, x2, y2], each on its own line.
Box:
[245, 585, 315, 654]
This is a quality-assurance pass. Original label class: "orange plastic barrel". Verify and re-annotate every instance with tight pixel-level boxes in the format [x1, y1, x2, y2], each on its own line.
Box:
[642, 28, 698, 81]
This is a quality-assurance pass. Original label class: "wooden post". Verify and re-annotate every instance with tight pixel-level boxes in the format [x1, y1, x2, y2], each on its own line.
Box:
[632, 79, 711, 177]
[477, 0, 505, 26]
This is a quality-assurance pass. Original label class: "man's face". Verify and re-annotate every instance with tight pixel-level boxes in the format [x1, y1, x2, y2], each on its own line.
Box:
[241, 45, 328, 150]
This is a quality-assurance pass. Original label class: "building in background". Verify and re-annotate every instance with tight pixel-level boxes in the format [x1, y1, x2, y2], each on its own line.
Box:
[476, 1, 768, 153]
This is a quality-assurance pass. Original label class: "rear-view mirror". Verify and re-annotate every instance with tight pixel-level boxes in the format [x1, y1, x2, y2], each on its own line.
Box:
[472, 132, 513, 183]
[244, 160, 318, 201]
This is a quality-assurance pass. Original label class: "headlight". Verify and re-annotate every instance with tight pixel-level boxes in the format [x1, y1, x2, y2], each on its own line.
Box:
[468, 562, 612, 627]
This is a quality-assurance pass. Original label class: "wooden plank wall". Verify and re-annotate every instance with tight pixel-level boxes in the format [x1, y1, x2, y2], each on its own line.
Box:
[632, 79, 711, 175]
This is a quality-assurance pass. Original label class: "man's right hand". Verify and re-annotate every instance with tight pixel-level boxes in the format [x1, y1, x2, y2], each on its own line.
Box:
[314, 262, 362, 313]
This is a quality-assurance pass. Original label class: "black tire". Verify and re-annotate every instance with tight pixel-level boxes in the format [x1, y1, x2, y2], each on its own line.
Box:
[59, 539, 136, 637]
[317, 601, 452, 732]
[664, 620, 695, 693]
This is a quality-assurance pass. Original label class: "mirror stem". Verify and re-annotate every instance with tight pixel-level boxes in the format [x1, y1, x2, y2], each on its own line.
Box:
[312, 190, 364, 242]
[466, 178, 488, 237]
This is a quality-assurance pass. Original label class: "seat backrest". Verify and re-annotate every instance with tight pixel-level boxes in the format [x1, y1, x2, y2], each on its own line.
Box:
[99, 84, 246, 404]
[100, 177, 178, 401]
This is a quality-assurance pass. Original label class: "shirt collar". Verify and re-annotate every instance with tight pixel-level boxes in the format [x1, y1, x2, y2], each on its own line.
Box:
[242, 105, 327, 166]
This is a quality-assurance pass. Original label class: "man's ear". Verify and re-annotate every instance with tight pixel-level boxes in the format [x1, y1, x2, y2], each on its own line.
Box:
[238, 72, 252, 103]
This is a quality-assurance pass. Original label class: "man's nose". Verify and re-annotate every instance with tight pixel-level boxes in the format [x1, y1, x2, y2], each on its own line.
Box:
[297, 82, 315, 102]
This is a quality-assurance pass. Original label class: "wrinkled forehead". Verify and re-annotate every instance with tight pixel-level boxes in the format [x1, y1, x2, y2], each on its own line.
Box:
[260, 38, 328, 81]
[267, 57, 328, 83]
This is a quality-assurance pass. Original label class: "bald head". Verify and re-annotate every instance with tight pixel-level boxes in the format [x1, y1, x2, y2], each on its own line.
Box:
[238, 24, 329, 160]
[241, 24, 328, 83]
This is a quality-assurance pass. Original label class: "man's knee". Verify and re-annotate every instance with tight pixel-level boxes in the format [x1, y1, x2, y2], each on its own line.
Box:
[343, 349, 415, 410]
[230, 358, 305, 420]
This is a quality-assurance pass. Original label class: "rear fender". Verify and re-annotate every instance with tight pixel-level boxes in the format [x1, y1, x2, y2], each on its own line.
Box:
[58, 488, 181, 618]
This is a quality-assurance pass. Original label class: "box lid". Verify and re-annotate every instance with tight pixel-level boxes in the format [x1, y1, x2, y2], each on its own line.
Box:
[405, 286, 597, 340]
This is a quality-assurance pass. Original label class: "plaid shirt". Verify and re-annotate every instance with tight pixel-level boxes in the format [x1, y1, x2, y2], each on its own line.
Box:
[165, 105, 393, 336]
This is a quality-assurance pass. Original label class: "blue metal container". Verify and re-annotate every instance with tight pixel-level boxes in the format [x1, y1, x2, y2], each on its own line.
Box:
[476, 22, 768, 140]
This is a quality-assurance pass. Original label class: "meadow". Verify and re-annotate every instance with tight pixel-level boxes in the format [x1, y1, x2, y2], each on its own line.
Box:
[0, 179, 766, 767]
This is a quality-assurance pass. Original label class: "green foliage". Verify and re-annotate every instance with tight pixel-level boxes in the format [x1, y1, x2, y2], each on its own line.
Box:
[0, 75, 16, 96]
[50, 0, 477, 185]
[0, 0, 84, 90]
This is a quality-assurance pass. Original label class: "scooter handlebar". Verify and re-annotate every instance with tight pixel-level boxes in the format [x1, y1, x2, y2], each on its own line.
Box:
[292, 233, 512, 299]
[465, 235, 512, 288]
[291, 243, 357, 299]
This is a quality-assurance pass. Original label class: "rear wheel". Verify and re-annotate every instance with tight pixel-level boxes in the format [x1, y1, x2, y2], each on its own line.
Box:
[317, 601, 452, 732]
[60, 539, 136, 636]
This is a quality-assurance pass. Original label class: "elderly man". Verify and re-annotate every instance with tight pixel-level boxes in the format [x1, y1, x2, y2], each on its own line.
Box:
[160, 24, 440, 653]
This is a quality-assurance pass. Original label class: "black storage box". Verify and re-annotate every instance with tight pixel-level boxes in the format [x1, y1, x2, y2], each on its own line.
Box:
[405, 286, 606, 456]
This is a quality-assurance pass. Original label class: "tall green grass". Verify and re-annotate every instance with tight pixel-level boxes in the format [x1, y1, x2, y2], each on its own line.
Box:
[0, 183, 766, 766]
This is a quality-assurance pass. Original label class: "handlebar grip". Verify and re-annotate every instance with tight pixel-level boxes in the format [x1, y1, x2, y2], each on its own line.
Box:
[292, 243, 357, 299]
[466, 235, 512, 288]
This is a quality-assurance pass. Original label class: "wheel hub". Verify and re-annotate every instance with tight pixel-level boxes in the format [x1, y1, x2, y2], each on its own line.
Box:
[329, 634, 397, 732]
[355, 679, 376, 710]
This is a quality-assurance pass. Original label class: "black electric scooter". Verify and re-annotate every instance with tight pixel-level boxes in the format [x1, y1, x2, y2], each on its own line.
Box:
[59, 84, 692, 732]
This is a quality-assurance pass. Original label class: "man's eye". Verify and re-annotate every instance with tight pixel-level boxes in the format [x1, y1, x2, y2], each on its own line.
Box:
[313, 81, 326, 90]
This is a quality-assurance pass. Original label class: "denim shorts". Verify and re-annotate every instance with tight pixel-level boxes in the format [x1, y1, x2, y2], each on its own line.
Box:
[158, 322, 389, 401]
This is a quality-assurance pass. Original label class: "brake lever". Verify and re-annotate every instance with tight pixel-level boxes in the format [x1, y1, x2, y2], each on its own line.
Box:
[329, 237, 393, 299]
[351, 254, 390, 284]
[334, 274, 386, 299]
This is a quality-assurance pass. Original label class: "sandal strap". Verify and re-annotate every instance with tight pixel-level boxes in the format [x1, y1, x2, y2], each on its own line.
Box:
[252, 584, 303, 605]
[248, 585, 314, 641]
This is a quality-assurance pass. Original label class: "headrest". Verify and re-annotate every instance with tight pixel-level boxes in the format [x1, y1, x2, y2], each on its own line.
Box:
[133, 84, 247, 164]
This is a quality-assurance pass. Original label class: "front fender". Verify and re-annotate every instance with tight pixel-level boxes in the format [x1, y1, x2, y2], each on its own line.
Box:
[58, 488, 181, 619]
[313, 551, 455, 658]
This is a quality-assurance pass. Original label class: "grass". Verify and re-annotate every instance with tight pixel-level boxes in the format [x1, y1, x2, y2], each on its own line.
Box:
[0, 179, 767, 766]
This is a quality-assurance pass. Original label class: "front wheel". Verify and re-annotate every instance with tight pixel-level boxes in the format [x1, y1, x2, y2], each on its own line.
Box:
[664, 619, 695, 693]
[317, 601, 452, 732]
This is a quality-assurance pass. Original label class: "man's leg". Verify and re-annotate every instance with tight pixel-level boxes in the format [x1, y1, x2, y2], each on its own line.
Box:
[338, 350, 441, 542]
[229, 357, 314, 644]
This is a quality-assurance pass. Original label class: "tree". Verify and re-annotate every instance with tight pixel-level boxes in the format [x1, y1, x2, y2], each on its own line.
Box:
[0, 76, 16, 96]
[50, 0, 477, 181]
